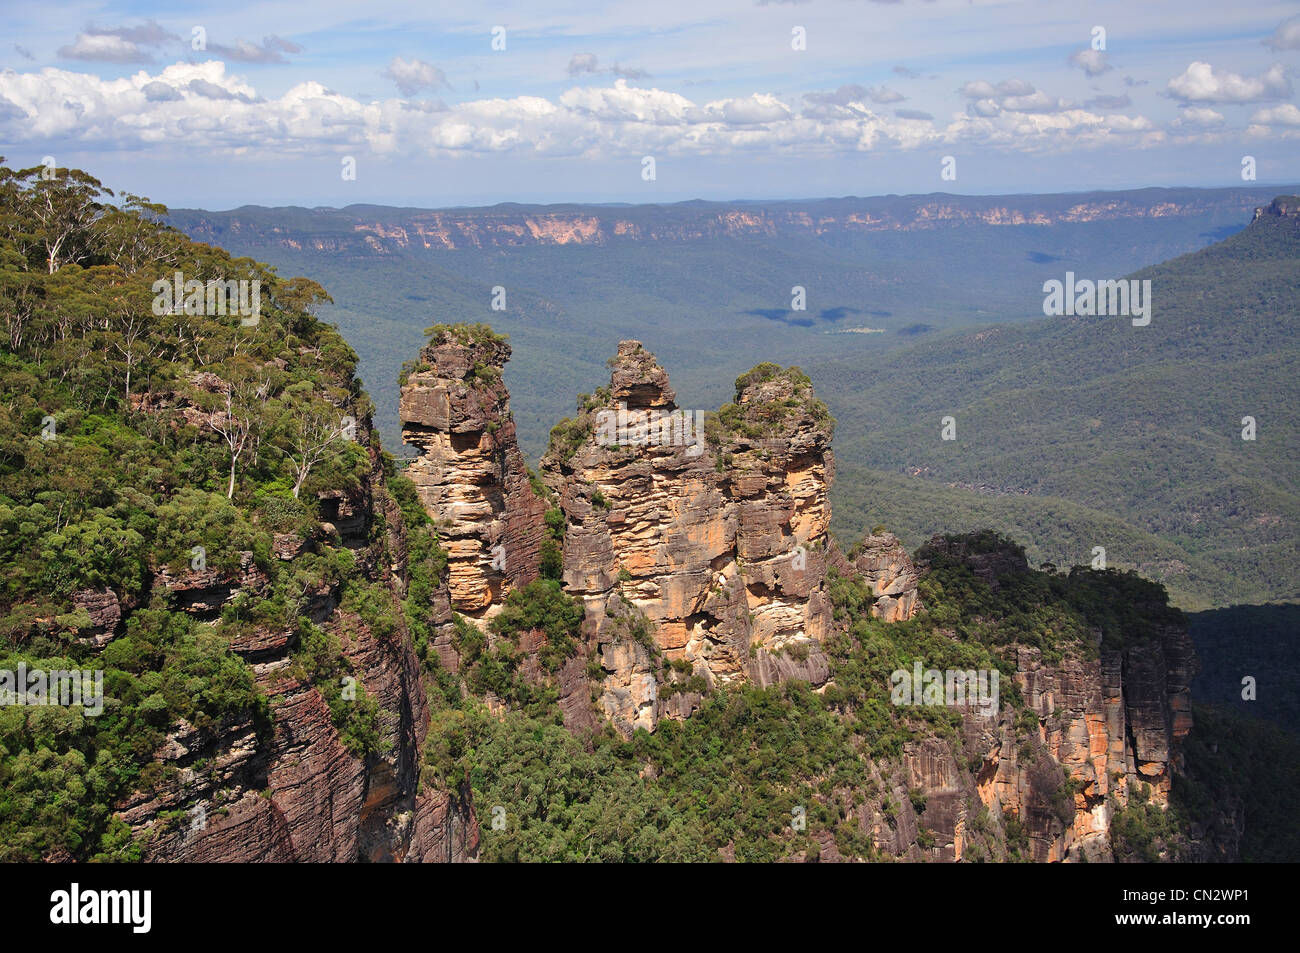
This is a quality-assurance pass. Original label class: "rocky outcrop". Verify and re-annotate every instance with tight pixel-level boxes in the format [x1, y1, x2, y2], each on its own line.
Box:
[399, 327, 545, 617]
[396, 327, 595, 728]
[1252, 194, 1300, 222]
[154, 552, 271, 617]
[537, 345, 841, 734]
[69, 588, 122, 646]
[404, 781, 480, 863]
[850, 532, 921, 622]
[392, 337, 918, 738]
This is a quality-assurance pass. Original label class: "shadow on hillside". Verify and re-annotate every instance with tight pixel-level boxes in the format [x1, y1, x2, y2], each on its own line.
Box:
[743, 305, 885, 327]
[1187, 603, 1300, 736]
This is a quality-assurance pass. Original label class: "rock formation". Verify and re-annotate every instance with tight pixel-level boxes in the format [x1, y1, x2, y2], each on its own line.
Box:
[850, 532, 922, 622]
[399, 326, 546, 618]
[387, 332, 1200, 861]
[533, 346, 853, 734]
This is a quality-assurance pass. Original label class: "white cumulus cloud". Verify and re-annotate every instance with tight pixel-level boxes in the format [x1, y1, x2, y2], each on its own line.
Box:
[1264, 16, 1300, 51]
[58, 34, 153, 64]
[1250, 103, 1300, 127]
[1166, 62, 1292, 103]
[1174, 106, 1225, 126]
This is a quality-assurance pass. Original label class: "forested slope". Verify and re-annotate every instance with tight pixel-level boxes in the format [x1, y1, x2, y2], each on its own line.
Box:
[819, 197, 1300, 609]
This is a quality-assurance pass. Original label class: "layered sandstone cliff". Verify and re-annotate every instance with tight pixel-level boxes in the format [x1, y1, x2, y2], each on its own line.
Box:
[112, 415, 478, 862]
[536, 346, 852, 734]
[398, 327, 546, 617]
[871, 537, 1197, 863]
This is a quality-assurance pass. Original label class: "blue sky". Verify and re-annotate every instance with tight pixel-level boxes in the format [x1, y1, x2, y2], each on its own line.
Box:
[2, 0, 1298, 209]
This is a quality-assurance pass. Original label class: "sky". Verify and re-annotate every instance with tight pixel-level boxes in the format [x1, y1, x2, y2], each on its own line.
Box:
[1, 0, 1299, 209]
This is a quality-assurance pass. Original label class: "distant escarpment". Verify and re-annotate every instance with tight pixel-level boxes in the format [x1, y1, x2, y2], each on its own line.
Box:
[169, 188, 1280, 256]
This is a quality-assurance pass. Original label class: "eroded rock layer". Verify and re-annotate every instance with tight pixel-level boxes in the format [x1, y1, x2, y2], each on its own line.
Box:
[538, 344, 876, 734]
[114, 418, 478, 862]
[399, 328, 546, 617]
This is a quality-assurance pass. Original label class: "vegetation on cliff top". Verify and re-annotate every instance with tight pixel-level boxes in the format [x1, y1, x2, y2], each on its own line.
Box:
[0, 161, 405, 859]
[423, 322, 508, 350]
[707, 361, 834, 444]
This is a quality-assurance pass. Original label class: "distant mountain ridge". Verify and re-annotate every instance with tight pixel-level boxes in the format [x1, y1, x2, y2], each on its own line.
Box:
[169, 186, 1293, 255]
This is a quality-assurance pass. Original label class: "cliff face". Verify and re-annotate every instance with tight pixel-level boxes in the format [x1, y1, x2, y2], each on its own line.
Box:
[874, 537, 1197, 863]
[112, 416, 478, 863]
[170, 189, 1274, 256]
[803, 571, 1196, 864]
[398, 329, 546, 618]
[536, 345, 850, 734]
